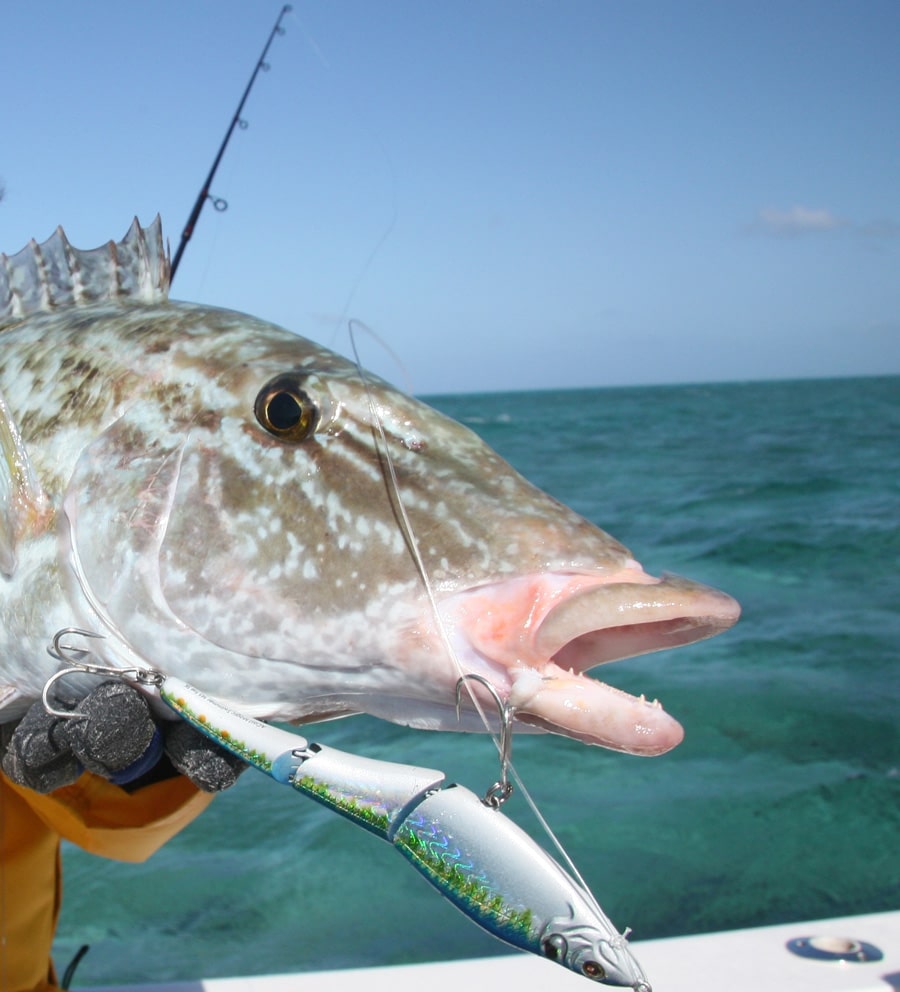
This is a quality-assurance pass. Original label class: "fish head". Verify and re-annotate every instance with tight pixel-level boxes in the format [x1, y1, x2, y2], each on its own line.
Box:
[63, 302, 738, 753]
[540, 917, 650, 988]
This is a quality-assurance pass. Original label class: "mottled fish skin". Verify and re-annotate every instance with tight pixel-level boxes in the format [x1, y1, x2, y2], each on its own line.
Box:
[0, 221, 739, 752]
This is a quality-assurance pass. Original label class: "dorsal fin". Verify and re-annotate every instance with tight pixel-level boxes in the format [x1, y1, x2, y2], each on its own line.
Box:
[0, 216, 170, 323]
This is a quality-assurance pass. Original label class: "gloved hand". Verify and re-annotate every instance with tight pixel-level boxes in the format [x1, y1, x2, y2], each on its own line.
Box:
[1, 680, 246, 794]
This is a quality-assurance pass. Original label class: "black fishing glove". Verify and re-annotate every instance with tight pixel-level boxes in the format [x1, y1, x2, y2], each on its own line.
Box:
[1, 680, 245, 794]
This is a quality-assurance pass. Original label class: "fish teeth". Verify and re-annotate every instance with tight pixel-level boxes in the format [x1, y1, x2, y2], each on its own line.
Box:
[639, 693, 663, 709]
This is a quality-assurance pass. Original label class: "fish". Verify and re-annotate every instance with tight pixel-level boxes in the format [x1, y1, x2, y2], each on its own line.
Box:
[0, 218, 739, 756]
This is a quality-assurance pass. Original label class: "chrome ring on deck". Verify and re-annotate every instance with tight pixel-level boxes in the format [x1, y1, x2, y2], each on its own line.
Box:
[786, 935, 884, 963]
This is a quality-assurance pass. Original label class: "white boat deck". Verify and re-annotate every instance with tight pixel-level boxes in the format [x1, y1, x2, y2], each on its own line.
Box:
[84, 910, 899, 992]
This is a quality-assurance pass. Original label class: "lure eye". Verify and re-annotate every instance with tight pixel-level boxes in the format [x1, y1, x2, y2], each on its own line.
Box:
[254, 375, 318, 442]
[542, 934, 568, 961]
[582, 961, 607, 980]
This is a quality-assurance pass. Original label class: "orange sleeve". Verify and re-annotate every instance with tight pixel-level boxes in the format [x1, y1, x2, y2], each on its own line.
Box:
[10, 770, 215, 862]
[0, 774, 61, 991]
[0, 771, 214, 992]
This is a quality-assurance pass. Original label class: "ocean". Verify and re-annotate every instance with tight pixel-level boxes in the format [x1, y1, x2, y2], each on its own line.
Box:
[53, 376, 899, 984]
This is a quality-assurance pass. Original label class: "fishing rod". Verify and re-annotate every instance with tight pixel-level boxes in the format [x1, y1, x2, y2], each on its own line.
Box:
[170, 4, 293, 282]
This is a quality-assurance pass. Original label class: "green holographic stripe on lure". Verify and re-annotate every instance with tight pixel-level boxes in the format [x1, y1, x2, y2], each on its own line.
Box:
[293, 775, 391, 835]
[393, 813, 536, 948]
[160, 685, 274, 773]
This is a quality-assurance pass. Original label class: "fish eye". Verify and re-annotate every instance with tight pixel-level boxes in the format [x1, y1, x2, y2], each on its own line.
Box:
[254, 375, 318, 442]
[542, 934, 568, 961]
[582, 961, 607, 980]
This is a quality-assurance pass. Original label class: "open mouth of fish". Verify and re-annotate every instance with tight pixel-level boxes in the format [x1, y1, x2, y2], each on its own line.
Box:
[445, 562, 740, 755]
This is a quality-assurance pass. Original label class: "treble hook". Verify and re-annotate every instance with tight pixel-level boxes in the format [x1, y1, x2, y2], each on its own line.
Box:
[42, 628, 163, 719]
[47, 627, 105, 665]
[455, 674, 515, 808]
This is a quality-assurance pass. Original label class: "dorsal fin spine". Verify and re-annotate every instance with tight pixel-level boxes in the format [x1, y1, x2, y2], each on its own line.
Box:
[31, 239, 52, 312]
[59, 226, 89, 306]
[0, 216, 170, 324]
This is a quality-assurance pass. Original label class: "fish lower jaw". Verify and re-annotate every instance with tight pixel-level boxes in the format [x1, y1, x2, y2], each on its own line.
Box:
[451, 650, 682, 754]
[502, 661, 684, 755]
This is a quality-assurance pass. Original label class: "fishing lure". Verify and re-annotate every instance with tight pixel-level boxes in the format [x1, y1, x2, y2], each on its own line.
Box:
[43, 640, 651, 990]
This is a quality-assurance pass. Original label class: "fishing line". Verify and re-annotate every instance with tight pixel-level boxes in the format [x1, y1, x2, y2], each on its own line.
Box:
[284, 8, 399, 355]
[193, 203, 226, 300]
[324, 190, 398, 356]
[348, 324, 614, 921]
[344, 320, 416, 399]
[348, 322, 500, 749]
[283, 8, 332, 72]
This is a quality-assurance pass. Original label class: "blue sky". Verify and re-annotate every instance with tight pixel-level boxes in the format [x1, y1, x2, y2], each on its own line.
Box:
[2, 1, 898, 394]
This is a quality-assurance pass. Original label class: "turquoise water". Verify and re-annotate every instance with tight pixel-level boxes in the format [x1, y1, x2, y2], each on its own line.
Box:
[54, 376, 900, 984]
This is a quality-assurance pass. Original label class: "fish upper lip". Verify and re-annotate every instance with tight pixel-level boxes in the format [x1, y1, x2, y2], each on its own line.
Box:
[533, 572, 742, 671]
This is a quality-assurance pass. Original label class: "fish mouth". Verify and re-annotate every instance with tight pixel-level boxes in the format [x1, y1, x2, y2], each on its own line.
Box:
[446, 566, 740, 755]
